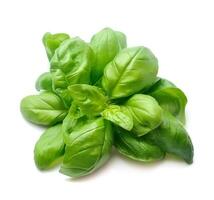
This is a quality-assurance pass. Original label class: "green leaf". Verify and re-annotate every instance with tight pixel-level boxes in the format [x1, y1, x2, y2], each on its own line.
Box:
[102, 47, 158, 99]
[68, 84, 108, 116]
[90, 27, 127, 83]
[34, 124, 65, 169]
[62, 103, 85, 143]
[101, 105, 133, 131]
[146, 78, 187, 123]
[146, 78, 176, 92]
[114, 127, 165, 162]
[125, 94, 162, 136]
[60, 118, 113, 178]
[35, 72, 53, 92]
[145, 111, 194, 164]
[20, 92, 67, 126]
[51, 37, 94, 84]
[51, 69, 72, 108]
[115, 31, 127, 48]
[43, 32, 70, 60]
[50, 37, 94, 106]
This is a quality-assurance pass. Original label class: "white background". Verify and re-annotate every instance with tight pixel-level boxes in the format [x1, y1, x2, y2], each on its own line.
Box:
[0, 0, 213, 199]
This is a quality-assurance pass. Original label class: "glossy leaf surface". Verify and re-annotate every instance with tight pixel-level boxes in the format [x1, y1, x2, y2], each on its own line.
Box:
[34, 124, 65, 169]
[102, 47, 158, 99]
[60, 118, 113, 177]
[145, 111, 194, 163]
[90, 27, 127, 83]
[20, 92, 67, 126]
[125, 94, 162, 136]
[115, 127, 165, 162]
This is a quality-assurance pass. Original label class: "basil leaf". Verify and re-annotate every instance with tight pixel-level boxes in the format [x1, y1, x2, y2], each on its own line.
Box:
[35, 72, 53, 92]
[114, 127, 165, 162]
[102, 105, 133, 131]
[147, 78, 175, 92]
[146, 78, 187, 123]
[125, 94, 162, 136]
[50, 37, 94, 106]
[51, 37, 94, 84]
[51, 69, 72, 108]
[68, 84, 108, 116]
[34, 124, 65, 170]
[102, 46, 158, 99]
[62, 103, 85, 143]
[115, 31, 127, 48]
[60, 118, 113, 178]
[43, 32, 70, 60]
[145, 111, 194, 164]
[20, 92, 67, 126]
[90, 27, 127, 83]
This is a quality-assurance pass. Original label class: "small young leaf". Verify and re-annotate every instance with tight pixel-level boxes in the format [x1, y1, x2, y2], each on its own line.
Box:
[145, 111, 194, 164]
[60, 118, 113, 178]
[62, 102, 85, 143]
[125, 94, 162, 136]
[102, 105, 133, 131]
[114, 127, 165, 162]
[34, 124, 65, 169]
[68, 84, 108, 116]
[20, 92, 67, 126]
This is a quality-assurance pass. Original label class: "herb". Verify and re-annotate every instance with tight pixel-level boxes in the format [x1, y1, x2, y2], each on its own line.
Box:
[20, 27, 194, 178]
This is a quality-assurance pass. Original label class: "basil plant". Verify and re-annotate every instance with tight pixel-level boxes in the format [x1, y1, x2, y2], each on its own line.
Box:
[20, 27, 194, 178]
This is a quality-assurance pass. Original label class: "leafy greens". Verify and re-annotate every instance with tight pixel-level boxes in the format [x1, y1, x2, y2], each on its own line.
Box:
[20, 27, 194, 179]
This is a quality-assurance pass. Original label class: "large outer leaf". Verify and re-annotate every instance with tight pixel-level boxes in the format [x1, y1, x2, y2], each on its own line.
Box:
[68, 84, 108, 116]
[34, 124, 65, 169]
[90, 27, 127, 83]
[125, 94, 162, 136]
[35, 72, 53, 92]
[20, 92, 67, 126]
[102, 47, 158, 99]
[60, 118, 113, 178]
[50, 37, 94, 107]
[43, 32, 70, 60]
[101, 105, 133, 131]
[145, 111, 194, 164]
[114, 127, 165, 162]
[146, 78, 187, 123]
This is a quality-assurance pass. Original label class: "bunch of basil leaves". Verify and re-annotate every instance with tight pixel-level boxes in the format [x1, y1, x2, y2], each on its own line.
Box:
[20, 28, 194, 178]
